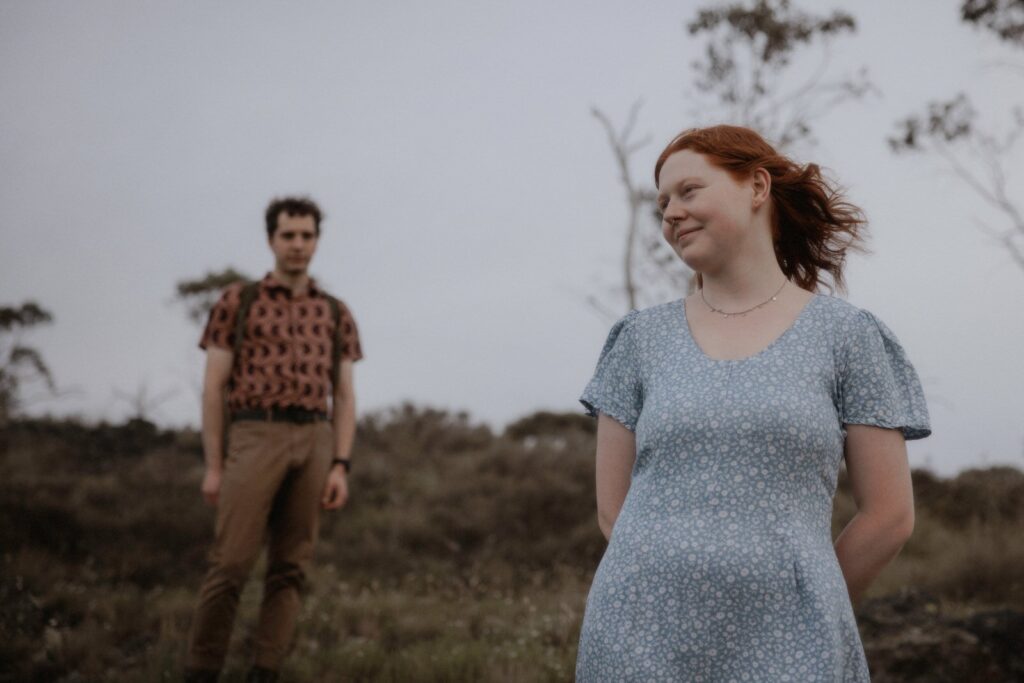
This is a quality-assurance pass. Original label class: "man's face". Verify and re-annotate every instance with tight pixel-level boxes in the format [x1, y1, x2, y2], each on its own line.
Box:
[269, 213, 319, 276]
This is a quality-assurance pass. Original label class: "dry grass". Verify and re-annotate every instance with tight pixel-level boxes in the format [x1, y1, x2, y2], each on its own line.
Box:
[2, 407, 1022, 681]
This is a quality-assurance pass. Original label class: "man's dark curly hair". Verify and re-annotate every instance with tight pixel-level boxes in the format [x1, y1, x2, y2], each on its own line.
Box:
[265, 196, 324, 238]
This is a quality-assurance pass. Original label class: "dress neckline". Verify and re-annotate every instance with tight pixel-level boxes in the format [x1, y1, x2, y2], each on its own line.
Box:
[678, 292, 820, 363]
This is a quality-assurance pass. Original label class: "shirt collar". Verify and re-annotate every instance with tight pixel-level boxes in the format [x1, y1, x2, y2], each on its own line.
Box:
[260, 272, 322, 297]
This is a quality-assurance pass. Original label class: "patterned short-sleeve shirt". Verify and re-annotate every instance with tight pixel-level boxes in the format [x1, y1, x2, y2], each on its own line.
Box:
[199, 273, 363, 412]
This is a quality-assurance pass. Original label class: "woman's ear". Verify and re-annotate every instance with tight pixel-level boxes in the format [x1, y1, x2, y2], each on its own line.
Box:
[751, 168, 771, 209]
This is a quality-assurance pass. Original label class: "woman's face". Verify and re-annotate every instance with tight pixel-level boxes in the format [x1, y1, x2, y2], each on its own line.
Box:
[656, 149, 759, 273]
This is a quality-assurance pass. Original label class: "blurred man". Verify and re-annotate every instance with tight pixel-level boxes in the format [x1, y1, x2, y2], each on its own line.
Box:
[184, 197, 363, 683]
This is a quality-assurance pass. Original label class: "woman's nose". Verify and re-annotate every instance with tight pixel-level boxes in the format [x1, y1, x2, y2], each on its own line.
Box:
[663, 198, 687, 221]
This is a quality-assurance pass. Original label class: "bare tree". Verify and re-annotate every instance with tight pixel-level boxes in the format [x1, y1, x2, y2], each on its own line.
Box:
[961, 0, 1024, 45]
[113, 380, 179, 423]
[0, 302, 55, 426]
[595, 0, 873, 314]
[889, 1, 1024, 273]
[591, 103, 691, 314]
[685, 0, 874, 149]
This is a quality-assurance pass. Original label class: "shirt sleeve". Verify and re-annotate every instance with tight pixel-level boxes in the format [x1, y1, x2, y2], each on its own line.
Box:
[837, 308, 931, 440]
[580, 311, 644, 432]
[335, 300, 364, 362]
[198, 283, 243, 351]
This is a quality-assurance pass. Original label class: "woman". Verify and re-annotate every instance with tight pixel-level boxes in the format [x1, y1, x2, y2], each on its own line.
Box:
[576, 125, 930, 681]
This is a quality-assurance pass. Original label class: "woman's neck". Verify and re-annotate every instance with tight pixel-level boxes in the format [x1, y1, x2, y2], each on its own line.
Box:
[699, 258, 789, 310]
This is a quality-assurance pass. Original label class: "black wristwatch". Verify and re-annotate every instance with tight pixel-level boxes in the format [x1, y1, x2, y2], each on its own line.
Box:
[331, 458, 351, 473]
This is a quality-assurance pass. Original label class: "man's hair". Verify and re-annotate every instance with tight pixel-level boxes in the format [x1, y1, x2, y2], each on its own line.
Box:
[265, 196, 323, 238]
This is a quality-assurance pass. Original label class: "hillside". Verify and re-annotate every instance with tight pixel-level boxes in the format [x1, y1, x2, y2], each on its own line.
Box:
[2, 407, 1022, 682]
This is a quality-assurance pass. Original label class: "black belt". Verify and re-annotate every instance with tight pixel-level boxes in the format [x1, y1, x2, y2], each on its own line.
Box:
[231, 407, 329, 424]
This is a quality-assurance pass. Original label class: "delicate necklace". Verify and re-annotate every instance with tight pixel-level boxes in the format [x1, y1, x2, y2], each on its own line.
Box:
[701, 279, 788, 318]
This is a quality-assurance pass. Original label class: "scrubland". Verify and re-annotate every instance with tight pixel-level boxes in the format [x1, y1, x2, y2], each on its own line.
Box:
[2, 407, 1022, 682]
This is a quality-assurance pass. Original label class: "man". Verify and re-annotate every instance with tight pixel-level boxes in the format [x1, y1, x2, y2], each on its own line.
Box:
[184, 197, 363, 682]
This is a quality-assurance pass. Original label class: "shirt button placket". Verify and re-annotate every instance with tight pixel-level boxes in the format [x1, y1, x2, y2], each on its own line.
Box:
[288, 297, 299, 405]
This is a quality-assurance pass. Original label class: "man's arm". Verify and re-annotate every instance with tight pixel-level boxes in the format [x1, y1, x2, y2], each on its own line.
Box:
[322, 359, 356, 510]
[200, 347, 234, 506]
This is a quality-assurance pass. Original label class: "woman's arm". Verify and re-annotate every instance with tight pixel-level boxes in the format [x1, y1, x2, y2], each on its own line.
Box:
[833, 423, 915, 604]
[595, 413, 638, 541]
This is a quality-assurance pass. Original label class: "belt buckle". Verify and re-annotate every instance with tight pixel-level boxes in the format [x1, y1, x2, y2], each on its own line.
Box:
[282, 406, 306, 423]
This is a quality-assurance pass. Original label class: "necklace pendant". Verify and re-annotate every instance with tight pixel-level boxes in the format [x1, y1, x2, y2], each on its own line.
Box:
[700, 279, 788, 318]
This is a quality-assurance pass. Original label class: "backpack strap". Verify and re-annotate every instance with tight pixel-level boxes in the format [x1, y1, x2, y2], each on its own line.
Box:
[230, 281, 262, 384]
[229, 280, 343, 393]
[324, 294, 343, 391]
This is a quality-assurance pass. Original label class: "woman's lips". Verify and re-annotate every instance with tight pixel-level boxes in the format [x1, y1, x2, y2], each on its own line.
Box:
[676, 227, 702, 241]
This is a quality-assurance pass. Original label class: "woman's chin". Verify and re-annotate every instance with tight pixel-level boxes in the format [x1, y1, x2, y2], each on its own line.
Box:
[674, 248, 708, 273]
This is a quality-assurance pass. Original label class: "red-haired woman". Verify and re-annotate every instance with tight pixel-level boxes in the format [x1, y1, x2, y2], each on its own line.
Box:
[577, 125, 930, 681]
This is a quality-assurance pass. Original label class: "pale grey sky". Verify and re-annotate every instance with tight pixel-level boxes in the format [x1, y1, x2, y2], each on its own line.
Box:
[2, 0, 1022, 475]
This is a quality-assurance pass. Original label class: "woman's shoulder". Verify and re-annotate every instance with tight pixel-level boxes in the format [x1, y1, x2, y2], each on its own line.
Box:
[810, 293, 901, 333]
[601, 300, 681, 331]
[633, 299, 684, 323]
[596, 301, 682, 351]
[808, 292, 864, 320]
[809, 294, 918, 370]
[809, 292, 898, 340]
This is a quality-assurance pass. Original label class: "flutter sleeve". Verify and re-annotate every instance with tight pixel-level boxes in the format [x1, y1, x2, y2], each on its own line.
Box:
[580, 311, 644, 432]
[837, 309, 931, 440]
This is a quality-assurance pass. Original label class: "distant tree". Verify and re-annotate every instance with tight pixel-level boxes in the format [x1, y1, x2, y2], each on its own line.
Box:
[685, 0, 873, 149]
[504, 410, 596, 440]
[0, 302, 55, 426]
[889, 1, 1024, 273]
[590, 102, 681, 316]
[595, 0, 873, 313]
[174, 267, 250, 325]
[113, 380, 178, 423]
[961, 0, 1024, 46]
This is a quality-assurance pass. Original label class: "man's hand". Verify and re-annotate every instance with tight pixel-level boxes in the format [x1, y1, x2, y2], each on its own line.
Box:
[201, 467, 223, 507]
[321, 466, 349, 510]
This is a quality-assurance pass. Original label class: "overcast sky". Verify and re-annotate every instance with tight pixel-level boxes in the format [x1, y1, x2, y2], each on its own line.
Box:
[2, 0, 1022, 475]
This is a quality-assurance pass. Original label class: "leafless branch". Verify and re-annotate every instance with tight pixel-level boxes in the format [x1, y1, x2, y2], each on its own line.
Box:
[113, 381, 179, 422]
[592, 101, 653, 311]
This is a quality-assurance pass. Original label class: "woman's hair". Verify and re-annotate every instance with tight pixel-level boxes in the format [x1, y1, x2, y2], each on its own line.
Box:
[654, 125, 866, 293]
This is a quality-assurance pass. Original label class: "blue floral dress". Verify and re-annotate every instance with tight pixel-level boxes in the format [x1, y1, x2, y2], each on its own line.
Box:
[576, 293, 930, 682]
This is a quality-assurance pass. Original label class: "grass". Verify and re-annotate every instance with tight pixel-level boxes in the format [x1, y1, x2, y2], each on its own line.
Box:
[2, 406, 1023, 681]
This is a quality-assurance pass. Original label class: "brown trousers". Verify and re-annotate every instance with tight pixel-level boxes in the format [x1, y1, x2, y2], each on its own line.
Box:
[186, 419, 334, 671]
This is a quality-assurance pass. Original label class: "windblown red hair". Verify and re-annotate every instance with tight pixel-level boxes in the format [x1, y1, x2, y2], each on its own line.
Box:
[654, 125, 867, 293]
